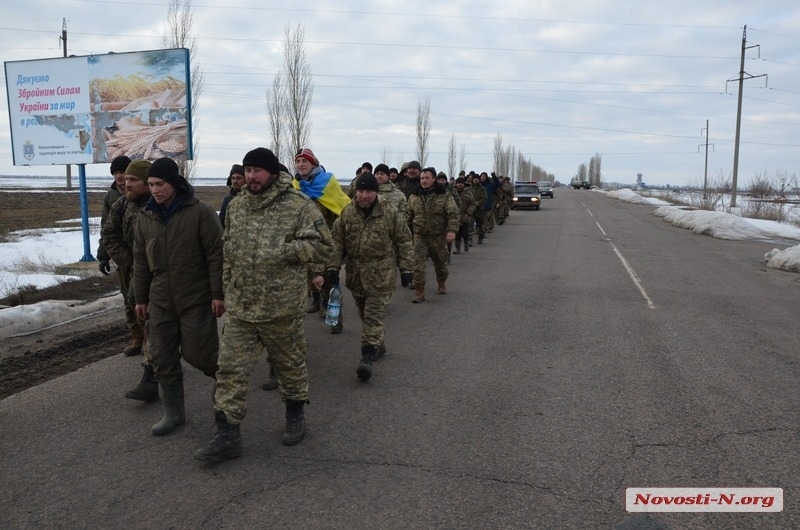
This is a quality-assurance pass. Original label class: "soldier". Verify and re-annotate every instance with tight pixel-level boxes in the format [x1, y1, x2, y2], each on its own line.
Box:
[194, 148, 332, 462]
[101, 160, 158, 402]
[398, 160, 422, 198]
[480, 172, 502, 233]
[407, 167, 460, 302]
[437, 171, 461, 264]
[453, 176, 476, 254]
[219, 164, 245, 228]
[500, 176, 514, 221]
[97, 155, 142, 356]
[328, 172, 414, 381]
[470, 173, 488, 245]
[374, 163, 407, 221]
[493, 175, 508, 226]
[293, 148, 351, 334]
[133, 158, 224, 436]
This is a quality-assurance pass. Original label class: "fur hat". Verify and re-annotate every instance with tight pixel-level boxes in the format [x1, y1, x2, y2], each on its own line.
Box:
[148, 158, 184, 189]
[295, 148, 318, 166]
[110, 155, 132, 175]
[243, 148, 281, 174]
[354, 172, 379, 192]
[125, 160, 152, 183]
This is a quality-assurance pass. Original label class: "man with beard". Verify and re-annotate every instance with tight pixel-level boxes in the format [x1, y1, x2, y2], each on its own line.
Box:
[219, 164, 245, 228]
[407, 167, 459, 302]
[195, 148, 332, 462]
[398, 160, 422, 198]
[102, 160, 158, 402]
[133, 158, 225, 436]
[328, 172, 414, 381]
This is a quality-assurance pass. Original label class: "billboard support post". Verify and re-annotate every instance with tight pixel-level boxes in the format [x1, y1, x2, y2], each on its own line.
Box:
[78, 164, 94, 262]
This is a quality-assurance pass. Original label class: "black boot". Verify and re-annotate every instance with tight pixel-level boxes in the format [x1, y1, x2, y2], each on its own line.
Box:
[283, 400, 306, 446]
[151, 381, 186, 435]
[306, 291, 321, 313]
[331, 312, 343, 335]
[357, 344, 376, 381]
[124, 364, 159, 402]
[261, 366, 278, 391]
[375, 341, 386, 360]
[193, 410, 242, 462]
[454, 242, 461, 254]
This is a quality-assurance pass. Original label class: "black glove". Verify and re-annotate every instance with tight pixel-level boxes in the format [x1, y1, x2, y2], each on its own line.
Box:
[99, 260, 111, 276]
[491, 171, 496, 178]
[400, 272, 413, 288]
[326, 269, 340, 285]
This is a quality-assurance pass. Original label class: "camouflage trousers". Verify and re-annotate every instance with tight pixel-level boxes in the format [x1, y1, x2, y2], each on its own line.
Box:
[148, 302, 219, 384]
[118, 268, 143, 337]
[413, 234, 449, 288]
[472, 211, 485, 237]
[351, 291, 392, 347]
[214, 314, 309, 425]
[123, 272, 151, 367]
[485, 208, 495, 231]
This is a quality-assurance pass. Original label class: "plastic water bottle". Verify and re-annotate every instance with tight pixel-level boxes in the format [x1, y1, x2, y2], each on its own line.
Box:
[325, 283, 342, 326]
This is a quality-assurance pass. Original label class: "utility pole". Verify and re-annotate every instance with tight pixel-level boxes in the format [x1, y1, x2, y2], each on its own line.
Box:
[699, 120, 714, 201]
[60, 18, 72, 190]
[727, 25, 766, 208]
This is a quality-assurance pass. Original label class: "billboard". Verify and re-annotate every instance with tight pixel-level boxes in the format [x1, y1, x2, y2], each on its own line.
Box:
[5, 48, 192, 166]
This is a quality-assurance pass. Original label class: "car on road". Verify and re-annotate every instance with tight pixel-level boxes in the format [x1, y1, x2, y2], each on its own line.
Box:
[511, 183, 541, 210]
[537, 180, 554, 198]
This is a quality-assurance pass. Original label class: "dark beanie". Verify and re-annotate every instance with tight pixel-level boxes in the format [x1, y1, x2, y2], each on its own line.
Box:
[407, 160, 422, 170]
[125, 160, 152, 183]
[354, 172, 379, 192]
[455, 176, 466, 184]
[110, 155, 132, 175]
[148, 157, 183, 189]
[374, 163, 390, 175]
[243, 147, 281, 175]
[229, 164, 244, 177]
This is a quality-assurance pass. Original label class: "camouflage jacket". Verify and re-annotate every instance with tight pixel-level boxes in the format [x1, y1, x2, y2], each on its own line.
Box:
[501, 181, 514, 201]
[133, 185, 224, 313]
[469, 184, 488, 214]
[378, 181, 408, 222]
[223, 172, 333, 322]
[330, 197, 414, 295]
[97, 182, 124, 261]
[457, 188, 477, 223]
[407, 184, 460, 237]
[101, 194, 149, 272]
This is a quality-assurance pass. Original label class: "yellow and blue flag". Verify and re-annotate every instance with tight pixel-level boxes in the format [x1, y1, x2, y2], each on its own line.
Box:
[293, 170, 351, 216]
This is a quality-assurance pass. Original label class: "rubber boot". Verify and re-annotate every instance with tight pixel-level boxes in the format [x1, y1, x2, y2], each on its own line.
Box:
[412, 285, 426, 303]
[124, 364, 159, 402]
[306, 291, 321, 313]
[261, 366, 278, 391]
[283, 400, 306, 446]
[357, 344, 376, 381]
[151, 381, 186, 435]
[331, 312, 343, 334]
[123, 326, 144, 356]
[193, 410, 242, 462]
[437, 280, 447, 295]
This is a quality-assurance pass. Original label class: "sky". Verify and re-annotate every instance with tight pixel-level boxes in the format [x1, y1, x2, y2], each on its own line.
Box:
[1, 1, 799, 188]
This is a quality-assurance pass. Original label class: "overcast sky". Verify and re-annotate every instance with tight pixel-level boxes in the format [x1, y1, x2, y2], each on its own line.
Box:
[1, 1, 798, 186]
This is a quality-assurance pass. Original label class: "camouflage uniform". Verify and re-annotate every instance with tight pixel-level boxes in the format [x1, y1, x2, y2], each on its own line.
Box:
[215, 172, 332, 424]
[501, 179, 514, 220]
[455, 187, 477, 252]
[101, 194, 149, 365]
[470, 181, 488, 243]
[330, 196, 414, 348]
[493, 184, 507, 224]
[378, 181, 408, 222]
[407, 184, 460, 289]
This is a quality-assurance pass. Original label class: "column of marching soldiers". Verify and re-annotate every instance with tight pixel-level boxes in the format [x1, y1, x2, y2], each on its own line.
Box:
[97, 148, 515, 463]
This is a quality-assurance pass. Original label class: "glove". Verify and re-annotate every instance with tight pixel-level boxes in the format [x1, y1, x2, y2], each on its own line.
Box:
[491, 171, 497, 178]
[400, 272, 413, 288]
[99, 260, 111, 276]
[326, 269, 340, 285]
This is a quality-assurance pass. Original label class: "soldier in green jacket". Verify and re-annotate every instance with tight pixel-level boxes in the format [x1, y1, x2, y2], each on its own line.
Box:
[195, 148, 333, 463]
[454, 177, 477, 254]
[328, 172, 415, 382]
[374, 163, 408, 222]
[407, 167, 460, 303]
[133, 158, 225, 437]
[469, 173, 488, 244]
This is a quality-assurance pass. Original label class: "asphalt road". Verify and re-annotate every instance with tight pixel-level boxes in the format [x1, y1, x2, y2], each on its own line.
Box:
[1, 188, 797, 529]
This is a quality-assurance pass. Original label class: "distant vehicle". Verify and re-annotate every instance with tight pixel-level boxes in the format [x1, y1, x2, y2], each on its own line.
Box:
[511, 183, 541, 210]
[537, 180, 554, 198]
[571, 179, 591, 190]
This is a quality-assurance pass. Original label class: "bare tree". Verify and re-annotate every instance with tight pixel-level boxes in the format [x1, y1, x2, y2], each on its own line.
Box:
[162, 0, 204, 182]
[458, 144, 467, 174]
[283, 24, 313, 158]
[447, 134, 456, 179]
[588, 153, 603, 187]
[379, 143, 392, 166]
[493, 133, 503, 174]
[266, 74, 287, 163]
[416, 97, 431, 166]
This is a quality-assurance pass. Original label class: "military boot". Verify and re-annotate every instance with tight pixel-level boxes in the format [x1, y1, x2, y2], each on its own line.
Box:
[375, 341, 387, 360]
[464, 237, 470, 252]
[151, 381, 186, 435]
[357, 344, 376, 381]
[124, 364, 159, 402]
[193, 410, 242, 462]
[437, 280, 447, 295]
[283, 400, 306, 446]
[306, 291, 321, 313]
[478, 235, 484, 244]
[122, 325, 144, 356]
[261, 366, 278, 391]
[412, 285, 426, 303]
[454, 242, 461, 254]
[331, 312, 343, 335]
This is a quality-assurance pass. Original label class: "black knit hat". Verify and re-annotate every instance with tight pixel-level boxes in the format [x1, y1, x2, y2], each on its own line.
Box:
[374, 163, 390, 175]
[148, 157, 184, 189]
[110, 155, 132, 175]
[229, 164, 244, 177]
[407, 160, 422, 170]
[455, 176, 466, 185]
[354, 172, 379, 192]
[242, 147, 281, 175]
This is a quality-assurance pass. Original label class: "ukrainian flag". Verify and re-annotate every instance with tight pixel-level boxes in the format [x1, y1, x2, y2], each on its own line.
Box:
[293, 170, 351, 216]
